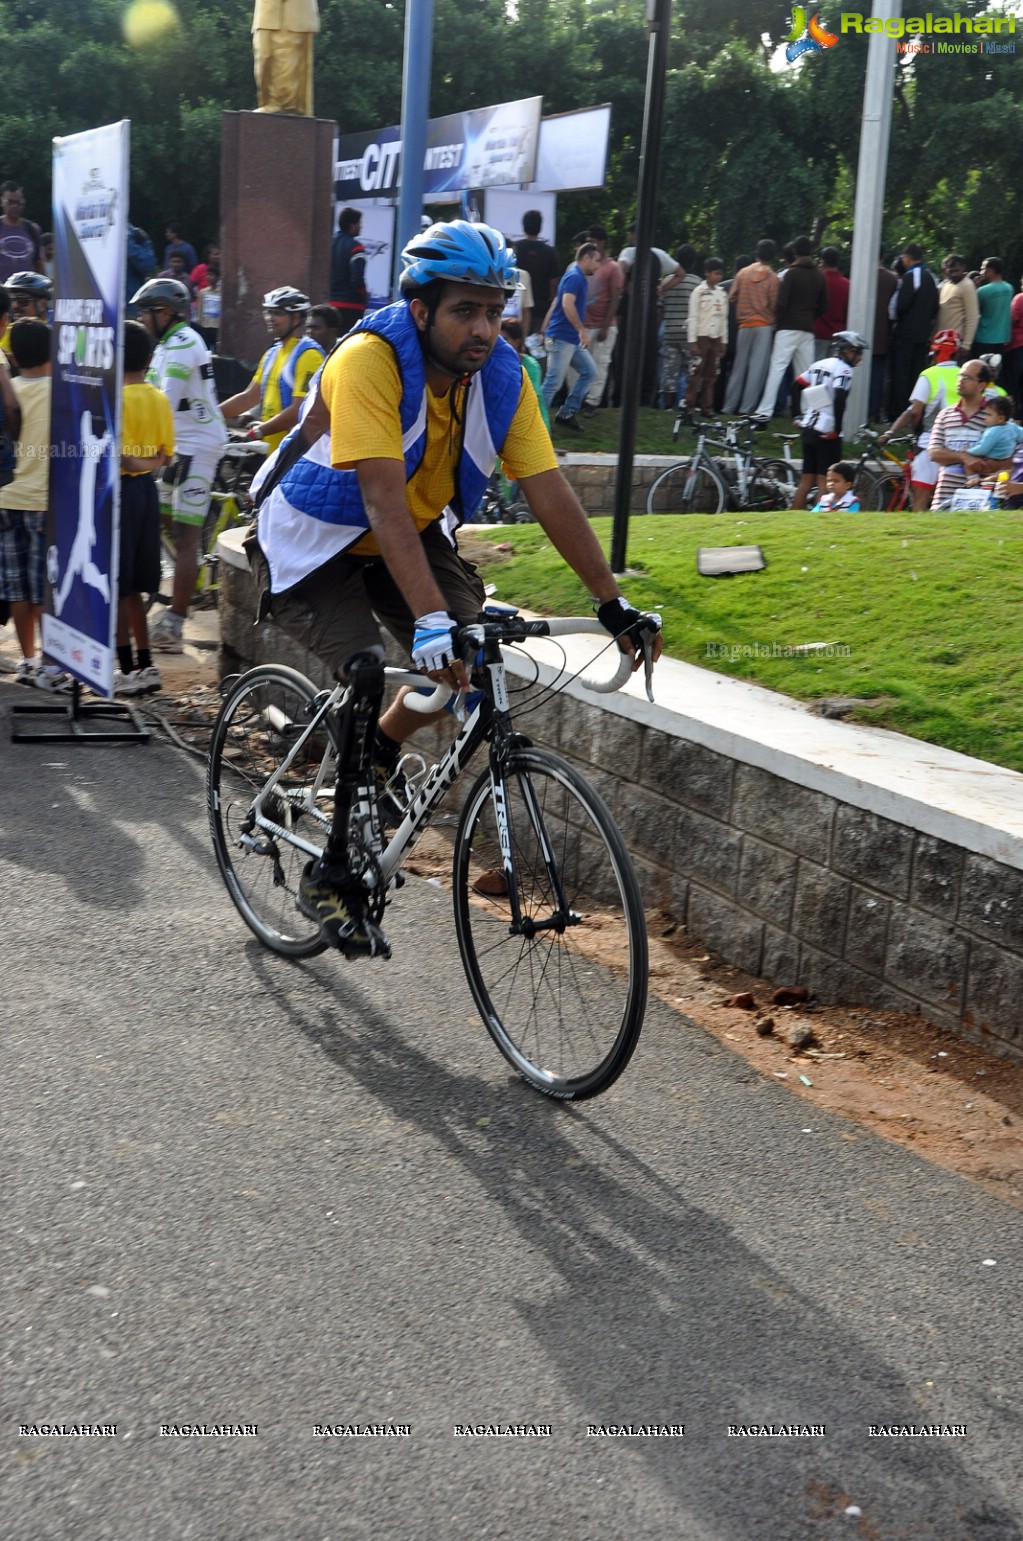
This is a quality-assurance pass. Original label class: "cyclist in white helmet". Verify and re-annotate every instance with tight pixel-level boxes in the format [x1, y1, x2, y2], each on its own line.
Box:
[219, 286, 324, 452]
[133, 276, 226, 650]
[249, 219, 661, 954]
[791, 328, 868, 509]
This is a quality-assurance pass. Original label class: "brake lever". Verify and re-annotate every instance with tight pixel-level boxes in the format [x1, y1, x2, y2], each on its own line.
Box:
[639, 618, 661, 704]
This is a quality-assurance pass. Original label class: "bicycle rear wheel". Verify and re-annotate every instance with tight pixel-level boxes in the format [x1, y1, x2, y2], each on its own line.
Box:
[453, 749, 647, 1100]
[646, 460, 728, 514]
[856, 467, 905, 511]
[207, 665, 332, 956]
[747, 457, 798, 510]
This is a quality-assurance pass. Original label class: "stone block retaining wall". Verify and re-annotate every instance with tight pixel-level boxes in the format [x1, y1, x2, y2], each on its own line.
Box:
[554, 454, 675, 515]
[507, 688, 1022, 1060]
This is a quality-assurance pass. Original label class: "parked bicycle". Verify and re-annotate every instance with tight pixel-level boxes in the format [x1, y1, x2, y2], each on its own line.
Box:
[646, 416, 798, 514]
[472, 468, 536, 525]
[848, 428, 915, 512]
[206, 608, 660, 1101]
[153, 434, 267, 610]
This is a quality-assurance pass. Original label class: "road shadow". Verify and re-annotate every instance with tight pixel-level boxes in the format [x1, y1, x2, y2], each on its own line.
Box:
[243, 921, 1022, 1541]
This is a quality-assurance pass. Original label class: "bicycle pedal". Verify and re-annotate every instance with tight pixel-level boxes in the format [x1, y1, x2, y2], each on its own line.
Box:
[336, 918, 391, 960]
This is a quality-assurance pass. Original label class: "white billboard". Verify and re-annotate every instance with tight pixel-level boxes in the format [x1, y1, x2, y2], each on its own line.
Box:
[531, 106, 612, 193]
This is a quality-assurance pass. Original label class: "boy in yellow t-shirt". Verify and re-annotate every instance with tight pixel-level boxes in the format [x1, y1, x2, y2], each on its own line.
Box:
[116, 320, 174, 695]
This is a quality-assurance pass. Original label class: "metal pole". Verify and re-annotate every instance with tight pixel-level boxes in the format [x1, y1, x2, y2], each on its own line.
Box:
[610, 0, 672, 575]
[394, 0, 434, 294]
[845, 0, 901, 433]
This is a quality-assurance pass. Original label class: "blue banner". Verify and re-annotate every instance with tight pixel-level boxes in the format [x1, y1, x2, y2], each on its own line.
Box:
[44, 121, 128, 698]
[334, 97, 542, 204]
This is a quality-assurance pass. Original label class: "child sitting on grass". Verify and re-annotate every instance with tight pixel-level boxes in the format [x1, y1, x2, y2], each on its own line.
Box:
[811, 461, 860, 512]
[115, 319, 174, 696]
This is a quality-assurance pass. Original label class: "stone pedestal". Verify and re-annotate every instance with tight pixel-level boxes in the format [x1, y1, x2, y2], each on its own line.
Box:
[219, 110, 335, 365]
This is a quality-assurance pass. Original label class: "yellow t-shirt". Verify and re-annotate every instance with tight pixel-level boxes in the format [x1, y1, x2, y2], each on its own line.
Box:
[0, 374, 51, 512]
[121, 381, 175, 475]
[319, 332, 557, 556]
[252, 334, 323, 451]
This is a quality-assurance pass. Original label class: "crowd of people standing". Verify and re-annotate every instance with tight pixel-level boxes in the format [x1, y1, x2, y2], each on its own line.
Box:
[3, 174, 1023, 700]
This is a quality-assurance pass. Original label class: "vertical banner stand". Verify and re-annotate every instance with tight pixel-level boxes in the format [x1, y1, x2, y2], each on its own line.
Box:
[10, 680, 150, 743]
[10, 118, 149, 746]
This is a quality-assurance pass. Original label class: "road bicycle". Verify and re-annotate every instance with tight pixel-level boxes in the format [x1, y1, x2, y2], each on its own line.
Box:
[848, 428, 914, 511]
[646, 416, 798, 514]
[152, 436, 267, 610]
[206, 608, 660, 1101]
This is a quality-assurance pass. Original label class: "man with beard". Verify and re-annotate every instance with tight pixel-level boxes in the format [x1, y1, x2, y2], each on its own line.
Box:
[248, 221, 660, 953]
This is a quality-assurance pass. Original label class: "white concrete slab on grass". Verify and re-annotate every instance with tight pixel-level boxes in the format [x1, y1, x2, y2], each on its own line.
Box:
[510, 630, 1023, 875]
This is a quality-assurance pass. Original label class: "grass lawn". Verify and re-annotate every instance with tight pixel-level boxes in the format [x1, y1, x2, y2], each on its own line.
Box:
[549, 404, 686, 456]
[552, 405, 825, 459]
[468, 510, 1023, 774]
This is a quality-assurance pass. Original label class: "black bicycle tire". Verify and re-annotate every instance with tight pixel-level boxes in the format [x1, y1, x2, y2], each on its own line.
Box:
[646, 459, 728, 514]
[452, 748, 647, 1100]
[857, 467, 905, 512]
[746, 457, 798, 510]
[207, 664, 331, 957]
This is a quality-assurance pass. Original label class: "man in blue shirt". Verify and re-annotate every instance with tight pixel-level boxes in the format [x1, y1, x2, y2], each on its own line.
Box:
[329, 207, 369, 335]
[542, 241, 601, 433]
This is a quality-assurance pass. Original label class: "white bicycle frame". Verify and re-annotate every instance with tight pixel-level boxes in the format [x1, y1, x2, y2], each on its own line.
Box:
[235, 618, 637, 895]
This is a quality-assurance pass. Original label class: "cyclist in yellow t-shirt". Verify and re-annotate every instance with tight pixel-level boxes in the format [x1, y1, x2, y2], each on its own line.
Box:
[250, 220, 662, 955]
[219, 286, 323, 452]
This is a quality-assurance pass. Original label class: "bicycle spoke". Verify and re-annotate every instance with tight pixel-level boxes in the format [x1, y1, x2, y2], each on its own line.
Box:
[207, 666, 332, 957]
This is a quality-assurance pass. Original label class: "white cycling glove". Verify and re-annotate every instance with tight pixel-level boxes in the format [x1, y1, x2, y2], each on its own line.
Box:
[411, 610, 461, 673]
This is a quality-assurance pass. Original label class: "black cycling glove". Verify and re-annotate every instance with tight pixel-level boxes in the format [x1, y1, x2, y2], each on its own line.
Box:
[597, 597, 658, 651]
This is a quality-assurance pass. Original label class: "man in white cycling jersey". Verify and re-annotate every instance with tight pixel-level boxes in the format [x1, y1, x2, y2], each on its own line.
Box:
[250, 219, 661, 956]
[132, 277, 226, 650]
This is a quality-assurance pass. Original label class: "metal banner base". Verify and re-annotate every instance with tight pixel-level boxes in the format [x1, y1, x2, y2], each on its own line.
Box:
[10, 679, 150, 744]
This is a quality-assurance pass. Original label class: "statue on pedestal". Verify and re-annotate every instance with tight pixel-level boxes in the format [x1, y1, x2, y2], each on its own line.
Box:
[252, 0, 320, 117]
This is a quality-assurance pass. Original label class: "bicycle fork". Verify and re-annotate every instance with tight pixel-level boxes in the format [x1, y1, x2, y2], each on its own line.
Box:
[483, 644, 579, 939]
[489, 759, 581, 939]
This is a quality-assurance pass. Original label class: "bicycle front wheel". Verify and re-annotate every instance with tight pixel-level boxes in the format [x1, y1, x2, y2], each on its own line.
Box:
[646, 460, 728, 514]
[453, 749, 647, 1100]
[207, 665, 332, 957]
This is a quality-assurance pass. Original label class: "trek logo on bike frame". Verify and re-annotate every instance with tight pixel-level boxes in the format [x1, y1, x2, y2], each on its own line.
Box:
[490, 776, 513, 886]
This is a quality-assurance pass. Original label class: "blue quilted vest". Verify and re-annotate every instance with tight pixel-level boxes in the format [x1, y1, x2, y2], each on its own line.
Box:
[259, 334, 323, 410]
[277, 301, 523, 532]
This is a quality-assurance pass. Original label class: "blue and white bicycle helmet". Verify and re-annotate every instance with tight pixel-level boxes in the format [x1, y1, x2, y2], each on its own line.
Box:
[399, 221, 519, 296]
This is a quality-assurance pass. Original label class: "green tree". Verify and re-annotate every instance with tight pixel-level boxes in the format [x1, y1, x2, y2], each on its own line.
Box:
[1, 0, 1020, 282]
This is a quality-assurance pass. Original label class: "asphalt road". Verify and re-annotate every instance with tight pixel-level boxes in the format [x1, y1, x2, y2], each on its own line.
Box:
[1, 684, 1021, 1541]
